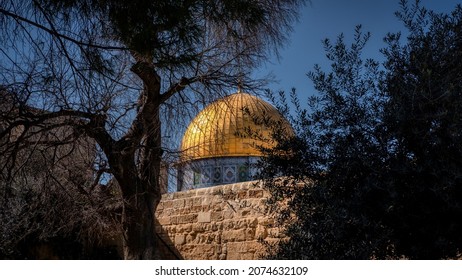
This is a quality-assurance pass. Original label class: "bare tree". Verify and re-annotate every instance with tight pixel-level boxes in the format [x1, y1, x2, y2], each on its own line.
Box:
[0, 0, 305, 259]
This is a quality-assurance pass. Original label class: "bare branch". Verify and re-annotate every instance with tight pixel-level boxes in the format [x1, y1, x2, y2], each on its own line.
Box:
[0, 7, 127, 51]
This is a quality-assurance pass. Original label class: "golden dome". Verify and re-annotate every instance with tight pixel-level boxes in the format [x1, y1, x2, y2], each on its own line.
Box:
[180, 92, 292, 161]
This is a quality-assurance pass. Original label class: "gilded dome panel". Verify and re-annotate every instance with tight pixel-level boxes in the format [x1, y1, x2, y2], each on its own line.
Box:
[180, 92, 292, 161]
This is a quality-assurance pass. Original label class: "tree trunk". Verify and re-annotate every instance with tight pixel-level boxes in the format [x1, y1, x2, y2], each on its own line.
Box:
[112, 137, 162, 259]
[121, 181, 161, 259]
[116, 59, 163, 259]
[122, 108, 163, 259]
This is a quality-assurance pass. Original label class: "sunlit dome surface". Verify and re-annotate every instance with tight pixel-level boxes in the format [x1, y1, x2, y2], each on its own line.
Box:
[180, 92, 292, 161]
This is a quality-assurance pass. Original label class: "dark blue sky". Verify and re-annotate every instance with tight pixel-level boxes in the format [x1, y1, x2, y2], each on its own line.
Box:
[257, 0, 461, 99]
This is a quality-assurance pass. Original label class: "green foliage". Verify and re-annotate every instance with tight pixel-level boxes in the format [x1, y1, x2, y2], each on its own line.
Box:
[381, 1, 462, 259]
[259, 1, 462, 259]
[36, 0, 302, 67]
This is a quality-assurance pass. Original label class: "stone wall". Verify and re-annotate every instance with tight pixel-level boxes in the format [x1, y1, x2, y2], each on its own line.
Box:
[155, 181, 282, 260]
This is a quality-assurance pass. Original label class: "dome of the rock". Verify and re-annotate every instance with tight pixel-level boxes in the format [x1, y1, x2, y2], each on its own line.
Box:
[177, 92, 292, 190]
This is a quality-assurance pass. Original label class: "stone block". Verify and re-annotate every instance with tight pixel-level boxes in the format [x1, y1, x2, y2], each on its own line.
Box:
[214, 222, 224, 231]
[195, 188, 209, 196]
[257, 217, 272, 226]
[189, 244, 217, 260]
[183, 224, 193, 232]
[223, 210, 234, 220]
[206, 233, 217, 243]
[184, 198, 194, 208]
[245, 228, 255, 240]
[173, 190, 194, 199]
[248, 189, 264, 198]
[220, 220, 233, 230]
[195, 233, 207, 243]
[263, 237, 282, 247]
[220, 184, 233, 193]
[237, 190, 248, 199]
[166, 225, 176, 234]
[170, 216, 178, 225]
[162, 200, 173, 209]
[212, 188, 225, 196]
[190, 205, 201, 212]
[211, 211, 223, 222]
[267, 227, 282, 238]
[163, 208, 174, 217]
[231, 184, 244, 192]
[201, 196, 214, 206]
[193, 197, 203, 206]
[177, 208, 187, 215]
[222, 229, 246, 242]
[162, 193, 175, 200]
[157, 216, 171, 225]
[225, 241, 262, 260]
[212, 204, 223, 212]
[250, 218, 259, 227]
[246, 198, 264, 208]
[255, 225, 268, 239]
[192, 223, 207, 232]
[175, 224, 191, 234]
[197, 211, 211, 223]
[214, 233, 221, 244]
[175, 234, 186, 245]
[178, 213, 197, 224]
[186, 232, 197, 243]
[173, 199, 185, 208]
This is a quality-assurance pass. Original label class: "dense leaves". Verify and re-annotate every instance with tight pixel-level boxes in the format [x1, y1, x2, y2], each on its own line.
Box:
[259, 1, 462, 259]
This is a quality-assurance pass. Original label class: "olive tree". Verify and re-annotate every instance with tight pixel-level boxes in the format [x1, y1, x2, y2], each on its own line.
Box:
[259, 1, 462, 259]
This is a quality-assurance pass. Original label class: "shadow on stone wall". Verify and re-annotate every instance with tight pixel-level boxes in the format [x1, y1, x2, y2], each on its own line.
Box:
[155, 218, 184, 260]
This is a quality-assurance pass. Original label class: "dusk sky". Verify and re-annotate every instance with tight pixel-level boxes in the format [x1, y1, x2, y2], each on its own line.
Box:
[258, 0, 461, 100]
